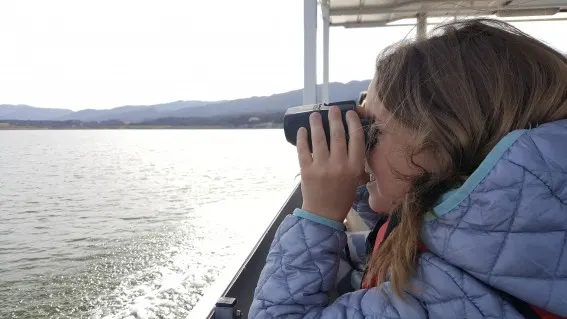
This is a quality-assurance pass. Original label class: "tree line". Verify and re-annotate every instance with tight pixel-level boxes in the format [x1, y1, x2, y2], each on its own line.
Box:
[0, 112, 285, 129]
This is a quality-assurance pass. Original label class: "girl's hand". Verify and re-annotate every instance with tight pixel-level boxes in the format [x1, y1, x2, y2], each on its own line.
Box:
[297, 105, 366, 223]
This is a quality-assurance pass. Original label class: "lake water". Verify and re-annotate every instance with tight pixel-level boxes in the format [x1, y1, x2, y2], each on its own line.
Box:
[0, 129, 299, 319]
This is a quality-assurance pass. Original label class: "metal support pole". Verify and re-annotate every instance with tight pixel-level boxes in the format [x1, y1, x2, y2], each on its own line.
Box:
[304, 0, 318, 105]
[416, 12, 427, 40]
[322, 3, 330, 104]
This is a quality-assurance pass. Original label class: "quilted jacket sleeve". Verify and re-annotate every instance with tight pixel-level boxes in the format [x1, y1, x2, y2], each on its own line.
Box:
[249, 214, 427, 319]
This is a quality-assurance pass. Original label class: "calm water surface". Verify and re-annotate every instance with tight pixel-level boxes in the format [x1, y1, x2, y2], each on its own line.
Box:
[0, 129, 299, 319]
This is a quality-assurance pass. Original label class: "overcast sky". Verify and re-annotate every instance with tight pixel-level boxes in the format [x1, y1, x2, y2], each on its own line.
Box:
[0, 0, 566, 110]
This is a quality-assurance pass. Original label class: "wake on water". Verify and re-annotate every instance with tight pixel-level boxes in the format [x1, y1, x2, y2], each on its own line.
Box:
[87, 193, 289, 319]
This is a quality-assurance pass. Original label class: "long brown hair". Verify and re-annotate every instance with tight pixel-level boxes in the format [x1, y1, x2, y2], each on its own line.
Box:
[365, 18, 567, 297]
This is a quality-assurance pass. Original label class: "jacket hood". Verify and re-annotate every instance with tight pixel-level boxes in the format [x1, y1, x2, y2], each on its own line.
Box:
[422, 119, 567, 316]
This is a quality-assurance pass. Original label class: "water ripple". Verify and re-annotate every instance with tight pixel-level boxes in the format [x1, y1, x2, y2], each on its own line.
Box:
[0, 129, 299, 319]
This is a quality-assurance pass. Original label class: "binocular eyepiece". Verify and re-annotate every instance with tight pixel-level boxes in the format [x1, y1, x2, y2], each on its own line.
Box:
[283, 100, 376, 152]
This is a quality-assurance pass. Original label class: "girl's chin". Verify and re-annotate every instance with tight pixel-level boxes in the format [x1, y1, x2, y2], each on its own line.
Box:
[368, 189, 393, 214]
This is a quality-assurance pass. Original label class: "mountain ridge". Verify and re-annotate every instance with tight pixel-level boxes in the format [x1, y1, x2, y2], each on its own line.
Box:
[0, 80, 370, 122]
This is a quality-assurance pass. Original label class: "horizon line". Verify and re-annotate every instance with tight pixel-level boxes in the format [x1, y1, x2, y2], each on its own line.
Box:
[0, 79, 372, 112]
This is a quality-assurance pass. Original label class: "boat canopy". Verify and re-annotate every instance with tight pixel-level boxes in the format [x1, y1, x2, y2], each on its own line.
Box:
[304, 0, 567, 105]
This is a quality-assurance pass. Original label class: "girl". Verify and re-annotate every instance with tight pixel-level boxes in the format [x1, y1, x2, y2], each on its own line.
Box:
[250, 19, 567, 318]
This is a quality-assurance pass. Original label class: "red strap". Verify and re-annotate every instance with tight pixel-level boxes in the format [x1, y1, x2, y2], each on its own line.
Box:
[373, 218, 390, 253]
[532, 306, 566, 319]
[361, 217, 390, 288]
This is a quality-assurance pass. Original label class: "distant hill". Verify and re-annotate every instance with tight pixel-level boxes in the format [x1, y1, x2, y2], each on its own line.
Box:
[0, 100, 212, 122]
[56, 100, 214, 122]
[0, 104, 73, 120]
[171, 80, 371, 119]
[0, 80, 370, 122]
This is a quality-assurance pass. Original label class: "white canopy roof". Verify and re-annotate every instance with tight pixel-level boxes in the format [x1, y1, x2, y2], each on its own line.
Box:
[325, 0, 567, 28]
[303, 0, 567, 105]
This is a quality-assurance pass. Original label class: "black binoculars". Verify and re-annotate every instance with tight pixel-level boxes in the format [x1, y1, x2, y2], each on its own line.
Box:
[283, 100, 376, 152]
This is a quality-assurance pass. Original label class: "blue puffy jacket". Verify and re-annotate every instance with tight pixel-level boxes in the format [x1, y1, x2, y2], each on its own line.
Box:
[250, 119, 567, 318]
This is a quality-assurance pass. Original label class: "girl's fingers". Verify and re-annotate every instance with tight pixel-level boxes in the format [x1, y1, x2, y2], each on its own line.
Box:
[309, 112, 329, 162]
[346, 110, 365, 165]
[328, 106, 347, 158]
[296, 127, 312, 168]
